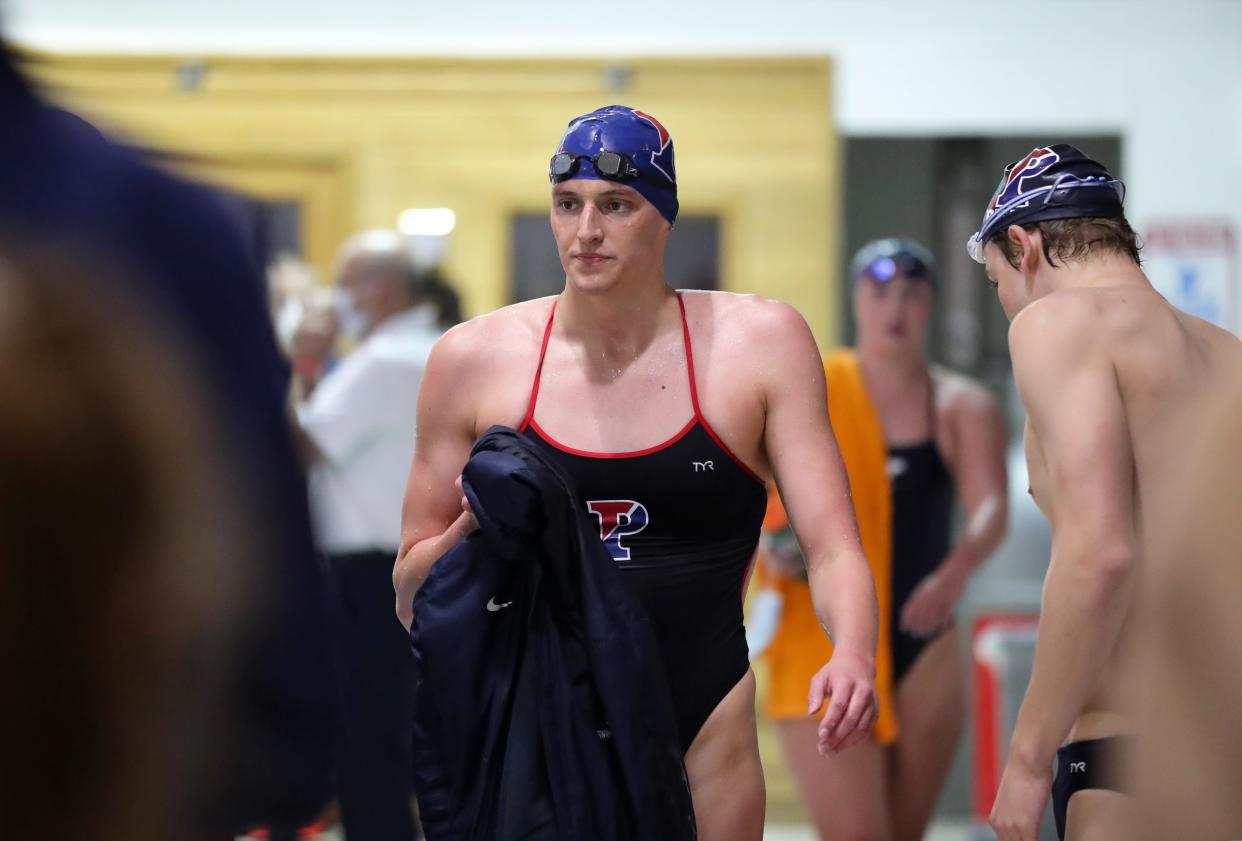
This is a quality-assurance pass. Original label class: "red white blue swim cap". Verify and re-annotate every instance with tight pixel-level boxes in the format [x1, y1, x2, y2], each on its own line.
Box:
[967, 144, 1125, 263]
[550, 105, 679, 225]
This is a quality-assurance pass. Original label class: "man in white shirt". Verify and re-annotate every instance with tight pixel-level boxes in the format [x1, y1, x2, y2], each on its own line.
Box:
[298, 230, 444, 841]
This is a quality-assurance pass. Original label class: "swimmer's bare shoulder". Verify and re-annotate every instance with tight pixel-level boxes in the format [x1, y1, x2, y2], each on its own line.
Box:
[421, 297, 556, 434]
[1020, 282, 1221, 364]
[1008, 288, 1106, 372]
[1006, 291, 1103, 452]
[1008, 289, 1138, 530]
[680, 288, 819, 366]
[681, 286, 803, 320]
[930, 365, 1004, 467]
[932, 365, 998, 415]
[678, 289, 824, 457]
[1019, 284, 1239, 408]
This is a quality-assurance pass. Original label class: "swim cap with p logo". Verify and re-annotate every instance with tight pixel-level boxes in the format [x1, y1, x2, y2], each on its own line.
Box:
[967, 144, 1126, 263]
[551, 105, 679, 225]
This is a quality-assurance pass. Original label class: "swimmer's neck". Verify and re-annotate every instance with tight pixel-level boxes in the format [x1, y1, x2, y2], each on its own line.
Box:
[556, 279, 679, 360]
[1036, 253, 1150, 296]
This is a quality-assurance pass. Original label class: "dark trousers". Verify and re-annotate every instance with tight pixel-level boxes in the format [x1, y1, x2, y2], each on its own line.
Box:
[323, 550, 417, 841]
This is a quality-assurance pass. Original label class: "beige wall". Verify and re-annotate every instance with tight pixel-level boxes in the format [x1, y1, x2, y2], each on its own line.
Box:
[27, 54, 840, 344]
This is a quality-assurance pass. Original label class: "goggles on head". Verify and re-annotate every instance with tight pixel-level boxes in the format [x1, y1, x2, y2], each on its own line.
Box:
[862, 252, 932, 283]
[851, 236, 936, 287]
[549, 150, 642, 184]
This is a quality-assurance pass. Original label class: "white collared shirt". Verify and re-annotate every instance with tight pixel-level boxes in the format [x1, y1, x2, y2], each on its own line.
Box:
[298, 304, 442, 553]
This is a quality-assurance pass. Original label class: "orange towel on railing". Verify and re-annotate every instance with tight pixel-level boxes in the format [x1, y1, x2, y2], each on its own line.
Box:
[755, 349, 897, 743]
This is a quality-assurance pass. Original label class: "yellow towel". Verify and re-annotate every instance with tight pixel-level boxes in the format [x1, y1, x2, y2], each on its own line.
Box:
[756, 349, 897, 743]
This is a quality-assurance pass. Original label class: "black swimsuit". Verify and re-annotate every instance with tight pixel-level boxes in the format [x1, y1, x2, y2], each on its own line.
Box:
[1052, 737, 1127, 840]
[888, 380, 955, 685]
[520, 295, 767, 753]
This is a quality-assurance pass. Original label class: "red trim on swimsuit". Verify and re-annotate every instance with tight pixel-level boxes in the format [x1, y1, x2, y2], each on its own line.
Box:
[519, 294, 763, 485]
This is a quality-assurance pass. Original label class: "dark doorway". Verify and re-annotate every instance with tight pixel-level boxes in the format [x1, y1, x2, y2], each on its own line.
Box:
[840, 135, 1122, 394]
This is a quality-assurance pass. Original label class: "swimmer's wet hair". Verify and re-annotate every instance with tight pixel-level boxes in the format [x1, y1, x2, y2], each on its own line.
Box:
[985, 217, 1142, 269]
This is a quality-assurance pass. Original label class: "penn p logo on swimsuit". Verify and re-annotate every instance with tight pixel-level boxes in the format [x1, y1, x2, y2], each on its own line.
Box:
[586, 499, 649, 561]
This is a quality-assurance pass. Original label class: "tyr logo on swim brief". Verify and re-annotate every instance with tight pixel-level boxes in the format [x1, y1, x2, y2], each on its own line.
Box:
[586, 499, 650, 561]
[1070, 761, 1087, 773]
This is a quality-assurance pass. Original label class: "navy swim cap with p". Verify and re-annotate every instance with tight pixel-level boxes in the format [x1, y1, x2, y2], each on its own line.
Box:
[967, 144, 1126, 263]
[552, 105, 679, 225]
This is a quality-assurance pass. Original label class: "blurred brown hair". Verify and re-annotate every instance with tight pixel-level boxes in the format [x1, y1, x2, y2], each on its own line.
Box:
[986, 216, 1142, 268]
[0, 247, 247, 841]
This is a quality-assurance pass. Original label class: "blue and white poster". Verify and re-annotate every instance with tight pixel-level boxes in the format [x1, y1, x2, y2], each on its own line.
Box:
[1144, 220, 1238, 333]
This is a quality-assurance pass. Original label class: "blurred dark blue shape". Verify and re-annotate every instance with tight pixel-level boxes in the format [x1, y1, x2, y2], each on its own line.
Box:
[0, 43, 334, 835]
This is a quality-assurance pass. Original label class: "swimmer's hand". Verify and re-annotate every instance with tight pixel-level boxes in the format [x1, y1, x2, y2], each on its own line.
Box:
[989, 749, 1051, 841]
[807, 649, 877, 757]
[394, 476, 479, 632]
[455, 474, 480, 531]
[899, 561, 968, 637]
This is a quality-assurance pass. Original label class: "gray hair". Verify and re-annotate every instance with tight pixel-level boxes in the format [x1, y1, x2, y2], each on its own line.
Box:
[336, 229, 423, 300]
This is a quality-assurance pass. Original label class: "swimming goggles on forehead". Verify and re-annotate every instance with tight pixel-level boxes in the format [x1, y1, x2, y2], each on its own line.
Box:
[549, 150, 642, 184]
[861, 253, 932, 283]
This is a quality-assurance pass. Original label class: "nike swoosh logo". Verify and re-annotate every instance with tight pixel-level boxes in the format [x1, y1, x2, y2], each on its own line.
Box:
[486, 597, 514, 612]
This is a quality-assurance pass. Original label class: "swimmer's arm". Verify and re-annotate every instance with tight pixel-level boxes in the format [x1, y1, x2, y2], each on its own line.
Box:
[756, 304, 877, 670]
[755, 302, 877, 751]
[902, 384, 1009, 635]
[394, 330, 480, 631]
[1007, 303, 1138, 773]
[943, 385, 1009, 575]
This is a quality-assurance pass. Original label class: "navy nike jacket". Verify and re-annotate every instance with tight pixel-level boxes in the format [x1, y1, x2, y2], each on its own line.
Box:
[409, 427, 696, 841]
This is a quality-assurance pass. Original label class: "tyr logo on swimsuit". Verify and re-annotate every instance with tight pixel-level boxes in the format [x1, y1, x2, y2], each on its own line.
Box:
[586, 499, 650, 561]
[1069, 761, 1087, 773]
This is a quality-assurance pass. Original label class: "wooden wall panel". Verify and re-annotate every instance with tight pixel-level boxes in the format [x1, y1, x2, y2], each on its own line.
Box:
[26, 55, 840, 344]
